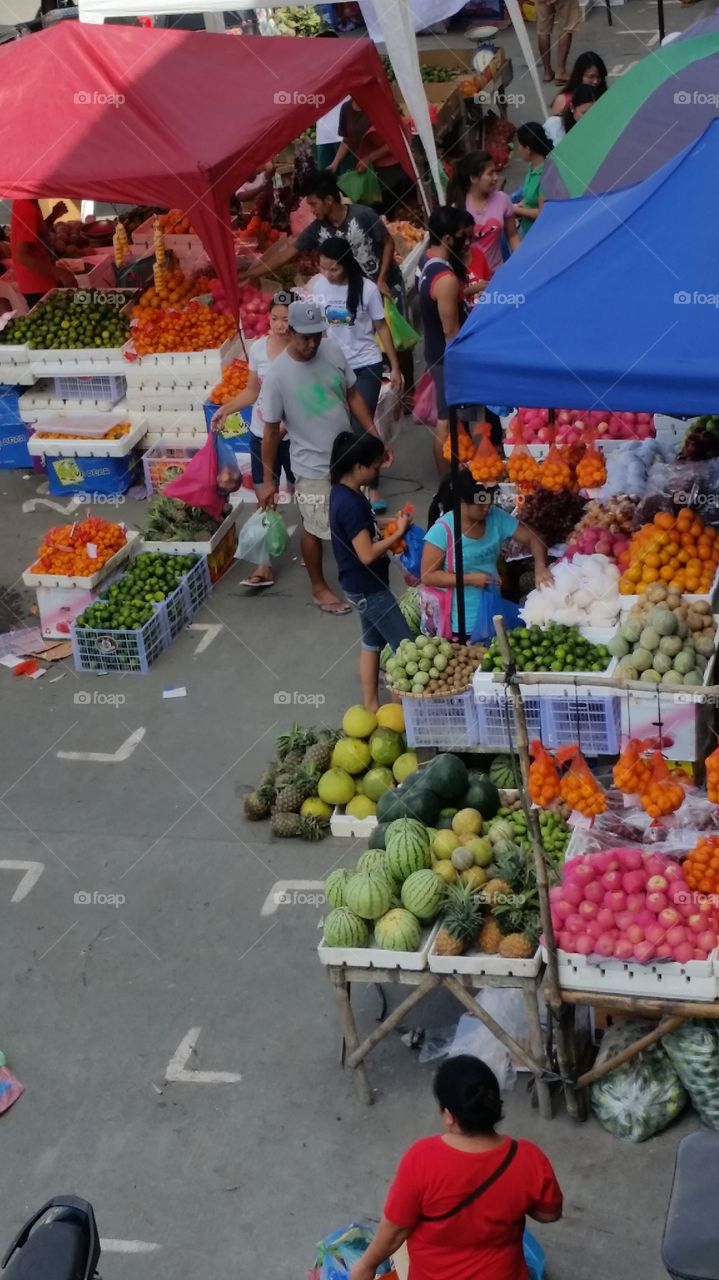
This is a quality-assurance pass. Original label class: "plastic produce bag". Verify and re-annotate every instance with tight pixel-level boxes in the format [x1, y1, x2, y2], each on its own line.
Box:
[412, 370, 437, 426]
[663, 1021, 719, 1129]
[264, 508, 289, 557]
[469, 583, 520, 646]
[398, 523, 425, 582]
[471, 426, 504, 483]
[338, 166, 382, 206]
[215, 433, 241, 493]
[528, 740, 561, 806]
[449, 987, 538, 1091]
[163, 435, 225, 521]
[375, 379, 403, 447]
[590, 1022, 687, 1141]
[383, 298, 420, 352]
[309, 1223, 394, 1280]
[236, 510, 269, 565]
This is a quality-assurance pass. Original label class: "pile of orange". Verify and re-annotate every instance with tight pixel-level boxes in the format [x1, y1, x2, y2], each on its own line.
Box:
[159, 209, 196, 235]
[639, 771, 685, 819]
[507, 452, 540, 486]
[237, 215, 283, 249]
[612, 742, 651, 794]
[442, 429, 475, 463]
[576, 449, 607, 488]
[470, 452, 505, 483]
[35, 421, 131, 441]
[560, 767, 606, 817]
[32, 516, 126, 576]
[528, 742, 561, 806]
[706, 747, 719, 803]
[618, 509, 719, 596]
[537, 456, 571, 492]
[131, 301, 237, 356]
[132, 269, 214, 315]
[683, 835, 719, 895]
[209, 359, 250, 405]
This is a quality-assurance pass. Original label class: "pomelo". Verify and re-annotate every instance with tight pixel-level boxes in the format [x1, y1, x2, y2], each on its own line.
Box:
[332, 737, 372, 775]
[362, 767, 396, 802]
[433, 829, 460, 860]
[369, 727, 405, 767]
[393, 751, 419, 784]
[346, 794, 377, 819]
[342, 705, 377, 739]
[376, 704, 405, 734]
[452, 808, 483, 837]
[318, 768, 356, 807]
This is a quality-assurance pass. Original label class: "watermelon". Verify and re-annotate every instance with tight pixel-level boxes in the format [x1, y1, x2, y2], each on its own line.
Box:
[420, 753, 468, 804]
[345, 869, 394, 919]
[399, 587, 421, 635]
[374, 907, 422, 952]
[323, 907, 370, 948]
[376, 781, 440, 826]
[489, 755, 518, 788]
[401, 869, 447, 920]
[370, 822, 391, 850]
[357, 848, 394, 881]
[385, 818, 432, 880]
[324, 869, 352, 908]
[462, 772, 500, 819]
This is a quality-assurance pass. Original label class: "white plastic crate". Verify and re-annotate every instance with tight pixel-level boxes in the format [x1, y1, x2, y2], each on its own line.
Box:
[429, 940, 542, 979]
[330, 807, 378, 839]
[541, 694, 621, 755]
[71, 608, 169, 674]
[317, 924, 435, 971]
[402, 689, 480, 749]
[53, 373, 125, 404]
[475, 692, 542, 750]
[22, 530, 137, 589]
[27, 418, 146, 459]
[138, 507, 240, 556]
[21, 380, 129, 415]
[121, 334, 242, 387]
[142, 442, 200, 495]
[543, 945, 718, 1001]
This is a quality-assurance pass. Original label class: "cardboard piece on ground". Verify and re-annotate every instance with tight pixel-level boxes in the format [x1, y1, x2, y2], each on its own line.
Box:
[393, 1244, 409, 1280]
[26, 640, 73, 662]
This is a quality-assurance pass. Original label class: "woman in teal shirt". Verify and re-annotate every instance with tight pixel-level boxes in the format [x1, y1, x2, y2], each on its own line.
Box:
[421, 471, 551, 638]
[513, 123, 553, 238]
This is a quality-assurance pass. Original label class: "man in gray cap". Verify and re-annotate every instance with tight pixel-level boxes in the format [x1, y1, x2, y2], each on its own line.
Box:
[259, 299, 390, 616]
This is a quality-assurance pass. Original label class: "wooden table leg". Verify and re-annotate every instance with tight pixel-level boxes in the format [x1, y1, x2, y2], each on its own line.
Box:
[329, 967, 373, 1105]
[522, 985, 552, 1120]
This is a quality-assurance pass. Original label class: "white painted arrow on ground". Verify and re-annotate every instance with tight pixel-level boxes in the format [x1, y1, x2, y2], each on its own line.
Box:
[0, 860, 44, 902]
[165, 1027, 241, 1084]
[22, 496, 83, 515]
[101, 1239, 161, 1254]
[260, 879, 325, 917]
[57, 727, 146, 763]
[187, 622, 224, 655]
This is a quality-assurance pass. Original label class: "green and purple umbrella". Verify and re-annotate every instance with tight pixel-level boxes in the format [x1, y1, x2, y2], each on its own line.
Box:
[542, 20, 719, 199]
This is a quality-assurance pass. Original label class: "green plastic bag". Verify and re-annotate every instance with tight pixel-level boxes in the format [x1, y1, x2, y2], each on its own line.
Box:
[264, 509, 289, 558]
[663, 1020, 719, 1129]
[589, 1022, 687, 1142]
[383, 297, 420, 352]
[338, 167, 382, 206]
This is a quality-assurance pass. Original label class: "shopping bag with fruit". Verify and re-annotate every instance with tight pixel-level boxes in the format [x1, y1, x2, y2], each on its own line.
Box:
[576, 445, 607, 489]
[537, 445, 572, 493]
[639, 752, 685, 818]
[528, 741, 561, 806]
[470, 425, 505, 483]
[308, 1223, 394, 1280]
[163, 435, 225, 521]
[556, 746, 606, 816]
[612, 739, 652, 795]
[507, 444, 540, 488]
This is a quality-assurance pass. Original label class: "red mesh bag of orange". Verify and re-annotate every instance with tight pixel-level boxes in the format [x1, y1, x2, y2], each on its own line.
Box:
[683, 833, 719, 895]
[638, 752, 685, 818]
[442, 424, 474, 463]
[706, 745, 719, 803]
[612, 739, 652, 794]
[576, 446, 607, 489]
[528, 740, 561, 806]
[469, 424, 505, 483]
[556, 745, 606, 816]
[507, 444, 540, 488]
[537, 444, 571, 493]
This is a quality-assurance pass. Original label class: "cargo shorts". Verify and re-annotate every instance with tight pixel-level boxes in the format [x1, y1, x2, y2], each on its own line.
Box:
[537, 0, 581, 38]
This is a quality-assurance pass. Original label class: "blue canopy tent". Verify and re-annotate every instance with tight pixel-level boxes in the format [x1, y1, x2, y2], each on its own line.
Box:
[445, 119, 719, 416]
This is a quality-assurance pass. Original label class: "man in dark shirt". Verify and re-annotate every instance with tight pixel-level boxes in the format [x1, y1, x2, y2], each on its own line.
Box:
[328, 99, 370, 173]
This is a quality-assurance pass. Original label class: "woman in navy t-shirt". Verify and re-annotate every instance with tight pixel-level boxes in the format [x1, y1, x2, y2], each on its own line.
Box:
[329, 431, 412, 711]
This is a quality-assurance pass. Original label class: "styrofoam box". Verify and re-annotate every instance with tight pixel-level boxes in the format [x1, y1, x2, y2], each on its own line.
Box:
[400, 234, 429, 292]
[429, 939, 542, 979]
[317, 923, 435, 971]
[473, 656, 617, 700]
[618, 625, 717, 761]
[138, 507, 240, 556]
[132, 410, 209, 438]
[542, 944, 718, 1001]
[27, 418, 146, 459]
[21, 380, 125, 414]
[121, 334, 243, 386]
[330, 807, 378, 839]
[27, 289, 136, 377]
[23, 530, 138, 589]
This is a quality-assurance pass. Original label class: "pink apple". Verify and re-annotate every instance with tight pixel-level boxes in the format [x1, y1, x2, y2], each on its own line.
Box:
[623, 871, 646, 895]
[605, 891, 627, 914]
[572, 863, 597, 887]
[658, 908, 681, 931]
[625, 893, 646, 914]
[615, 910, 634, 932]
[595, 933, 615, 957]
[697, 931, 717, 953]
[626, 923, 645, 944]
[666, 925, 687, 947]
[584, 880, 604, 904]
[687, 913, 706, 935]
[636, 909, 655, 929]
[549, 886, 564, 904]
[647, 875, 668, 894]
[578, 900, 598, 921]
[562, 882, 583, 907]
[565, 913, 584, 934]
[601, 870, 623, 892]
[634, 941, 656, 964]
[596, 907, 615, 931]
[646, 855, 669, 876]
[590, 851, 612, 873]
[655, 941, 674, 960]
[694, 948, 707, 961]
[587, 920, 604, 940]
[614, 939, 634, 960]
[664, 862, 683, 881]
[620, 848, 644, 871]
[646, 923, 666, 946]
[555, 899, 574, 921]
[574, 933, 594, 956]
[673, 942, 694, 965]
[605, 857, 622, 873]
[646, 891, 668, 914]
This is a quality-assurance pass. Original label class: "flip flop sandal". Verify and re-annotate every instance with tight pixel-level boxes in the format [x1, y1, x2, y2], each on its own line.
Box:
[241, 575, 274, 588]
[312, 600, 352, 616]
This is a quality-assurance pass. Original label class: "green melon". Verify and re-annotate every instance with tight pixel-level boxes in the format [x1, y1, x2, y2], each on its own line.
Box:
[373, 907, 422, 951]
[420, 753, 468, 803]
[323, 907, 369, 948]
[393, 751, 419, 784]
[401, 869, 447, 920]
[369, 727, 405, 767]
[462, 772, 500, 818]
[344, 869, 394, 920]
[362, 766, 396, 802]
[324, 869, 352, 908]
[385, 818, 432, 879]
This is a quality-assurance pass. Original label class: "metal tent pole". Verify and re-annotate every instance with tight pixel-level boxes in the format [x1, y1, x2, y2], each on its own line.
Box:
[449, 405, 466, 644]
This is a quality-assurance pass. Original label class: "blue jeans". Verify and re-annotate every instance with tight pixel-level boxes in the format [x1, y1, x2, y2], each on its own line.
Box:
[350, 361, 384, 433]
[249, 432, 294, 487]
[344, 587, 412, 653]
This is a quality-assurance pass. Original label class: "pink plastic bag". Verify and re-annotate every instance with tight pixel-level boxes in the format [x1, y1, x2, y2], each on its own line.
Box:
[412, 370, 437, 426]
[163, 436, 225, 521]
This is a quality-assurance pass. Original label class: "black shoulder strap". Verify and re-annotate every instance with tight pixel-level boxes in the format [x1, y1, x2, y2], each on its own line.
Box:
[419, 1139, 519, 1223]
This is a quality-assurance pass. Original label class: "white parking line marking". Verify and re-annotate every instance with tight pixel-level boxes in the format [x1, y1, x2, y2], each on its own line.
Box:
[0, 860, 44, 902]
[187, 622, 224, 654]
[260, 879, 325, 916]
[165, 1027, 242, 1084]
[57, 728, 146, 764]
[101, 1239, 161, 1254]
[22, 497, 83, 515]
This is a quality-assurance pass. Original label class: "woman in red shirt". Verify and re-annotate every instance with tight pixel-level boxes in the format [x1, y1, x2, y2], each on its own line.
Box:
[350, 1056, 563, 1280]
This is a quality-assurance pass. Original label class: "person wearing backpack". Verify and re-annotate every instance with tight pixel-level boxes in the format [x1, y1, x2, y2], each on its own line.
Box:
[349, 1055, 563, 1280]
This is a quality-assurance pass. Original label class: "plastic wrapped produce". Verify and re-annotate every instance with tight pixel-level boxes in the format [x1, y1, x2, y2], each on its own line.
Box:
[599, 441, 661, 499]
[663, 1021, 719, 1130]
[590, 1022, 687, 1142]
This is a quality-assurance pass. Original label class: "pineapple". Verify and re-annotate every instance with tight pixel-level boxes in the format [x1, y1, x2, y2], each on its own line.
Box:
[435, 884, 485, 957]
[243, 784, 275, 821]
[498, 933, 536, 960]
[299, 814, 328, 842]
[476, 917, 503, 955]
[281, 749, 305, 770]
[271, 811, 302, 838]
[276, 723, 316, 762]
[303, 740, 333, 773]
[272, 766, 320, 814]
[480, 879, 513, 908]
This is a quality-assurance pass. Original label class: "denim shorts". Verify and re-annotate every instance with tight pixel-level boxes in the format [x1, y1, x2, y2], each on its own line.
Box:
[249, 433, 294, 487]
[344, 587, 413, 653]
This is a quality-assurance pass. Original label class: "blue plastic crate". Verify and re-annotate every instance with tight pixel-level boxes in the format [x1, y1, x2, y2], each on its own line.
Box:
[71, 608, 169, 674]
[0, 421, 32, 469]
[402, 690, 480, 749]
[203, 399, 252, 453]
[46, 451, 137, 497]
[475, 692, 542, 750]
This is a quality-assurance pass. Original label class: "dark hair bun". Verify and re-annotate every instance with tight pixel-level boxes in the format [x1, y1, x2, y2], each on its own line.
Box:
[434, 1055, 504, 1135]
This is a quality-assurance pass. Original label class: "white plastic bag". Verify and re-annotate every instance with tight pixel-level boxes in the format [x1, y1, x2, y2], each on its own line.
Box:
[374, 379, 403, 448]
[448, 988, 534, 1091]
[236, 509, 269, 564]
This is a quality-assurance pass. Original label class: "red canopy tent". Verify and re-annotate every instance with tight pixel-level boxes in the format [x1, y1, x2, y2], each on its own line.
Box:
[0, 23, 413, 314]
